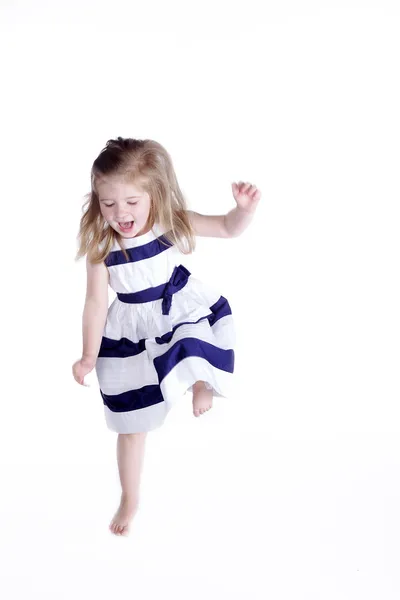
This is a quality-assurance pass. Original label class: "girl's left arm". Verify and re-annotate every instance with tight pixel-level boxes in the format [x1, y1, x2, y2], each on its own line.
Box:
[187, 181, 261, 238]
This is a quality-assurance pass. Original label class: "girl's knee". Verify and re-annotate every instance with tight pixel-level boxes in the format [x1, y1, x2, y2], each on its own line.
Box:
[192, 380, 213, 395]
[193, 380, 206, 391]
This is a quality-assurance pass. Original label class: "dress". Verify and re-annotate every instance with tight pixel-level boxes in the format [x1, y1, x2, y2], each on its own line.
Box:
[95, 223, 235, 433]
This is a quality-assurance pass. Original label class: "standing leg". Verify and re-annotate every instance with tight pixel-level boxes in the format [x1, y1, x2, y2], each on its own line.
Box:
[192, 380, 213, 417]
[109, 431, 147, 536]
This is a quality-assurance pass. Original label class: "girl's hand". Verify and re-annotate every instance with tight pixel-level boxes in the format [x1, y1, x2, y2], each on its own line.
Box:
[232, 181, 261, 214]
[72, 357, 96, 387]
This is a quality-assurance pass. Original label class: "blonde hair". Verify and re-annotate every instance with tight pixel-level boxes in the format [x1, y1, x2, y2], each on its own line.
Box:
[75, 137, 196, 264]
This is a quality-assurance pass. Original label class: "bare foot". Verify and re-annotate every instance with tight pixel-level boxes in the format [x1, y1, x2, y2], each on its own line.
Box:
[192, 382, 213, 417]
[109, 495, 138, 536]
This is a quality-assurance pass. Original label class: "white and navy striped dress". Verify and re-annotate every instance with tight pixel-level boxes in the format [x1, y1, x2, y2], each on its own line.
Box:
[95, 223, 235, 433]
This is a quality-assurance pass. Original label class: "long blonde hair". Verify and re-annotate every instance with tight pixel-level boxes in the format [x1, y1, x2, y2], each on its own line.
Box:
[75, 137, 196, 264]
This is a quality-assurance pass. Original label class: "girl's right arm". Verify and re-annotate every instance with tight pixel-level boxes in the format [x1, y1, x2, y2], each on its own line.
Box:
[81, 256, 109, 366]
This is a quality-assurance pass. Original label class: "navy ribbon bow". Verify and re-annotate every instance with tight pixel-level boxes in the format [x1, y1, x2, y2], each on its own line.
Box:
[161, 264, 191, 315]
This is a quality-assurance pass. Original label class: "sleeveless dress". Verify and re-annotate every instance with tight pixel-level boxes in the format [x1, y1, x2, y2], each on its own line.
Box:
[95, 223, 235, 433]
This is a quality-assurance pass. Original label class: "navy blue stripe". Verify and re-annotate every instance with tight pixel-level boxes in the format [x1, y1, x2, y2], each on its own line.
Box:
[154, 337, 234, 384]
[155, 316, 210, 344]
[105, 234, 173, 267]
[117, 264, 190, 305]
[208, 296, 232, 324]
[117, 281, 175, 304]
[97, 296, 233, 358]
[98, 336, 146, 358]
[101, 384, 164, 412]
[155, 296, 232, 344]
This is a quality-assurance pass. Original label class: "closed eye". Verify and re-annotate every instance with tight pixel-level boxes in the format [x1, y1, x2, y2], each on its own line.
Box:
[104, 202, 138, 207]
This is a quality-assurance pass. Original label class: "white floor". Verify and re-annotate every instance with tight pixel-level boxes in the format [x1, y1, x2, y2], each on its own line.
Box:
[1, 400, 399, 600]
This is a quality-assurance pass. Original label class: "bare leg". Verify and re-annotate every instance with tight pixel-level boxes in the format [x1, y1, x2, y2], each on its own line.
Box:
[109, 431, 147, 536]
[192, 381, 213, 417]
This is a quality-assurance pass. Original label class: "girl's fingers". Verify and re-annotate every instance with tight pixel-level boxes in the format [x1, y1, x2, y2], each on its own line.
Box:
[233, 181, 258, 192]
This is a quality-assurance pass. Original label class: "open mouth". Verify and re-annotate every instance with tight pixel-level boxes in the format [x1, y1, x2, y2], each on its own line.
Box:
[118, 221, 134, 231]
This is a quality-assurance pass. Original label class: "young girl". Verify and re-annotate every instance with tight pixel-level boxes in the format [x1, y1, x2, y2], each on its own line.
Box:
[72, 137, 261, 536]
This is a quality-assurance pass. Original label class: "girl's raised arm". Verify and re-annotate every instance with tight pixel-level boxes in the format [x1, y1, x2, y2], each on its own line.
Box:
[187, 211, 230, 238]
[187, 181, 261, 238]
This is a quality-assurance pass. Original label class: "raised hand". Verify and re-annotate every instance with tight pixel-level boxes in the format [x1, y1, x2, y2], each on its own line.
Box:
[232, 181, 261, 213]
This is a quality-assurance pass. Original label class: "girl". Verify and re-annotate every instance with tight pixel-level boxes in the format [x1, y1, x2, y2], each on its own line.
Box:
[72, 137, 261, 536]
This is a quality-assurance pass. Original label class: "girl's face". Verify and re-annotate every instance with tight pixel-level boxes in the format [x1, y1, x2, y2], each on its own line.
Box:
[96, 176, 152, 238]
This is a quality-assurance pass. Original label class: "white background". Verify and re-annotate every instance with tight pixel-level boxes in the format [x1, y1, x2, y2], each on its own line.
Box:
[1, 1, 399, 598]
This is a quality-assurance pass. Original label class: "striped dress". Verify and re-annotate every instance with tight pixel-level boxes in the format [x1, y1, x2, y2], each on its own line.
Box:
[95, 223, 235, 433]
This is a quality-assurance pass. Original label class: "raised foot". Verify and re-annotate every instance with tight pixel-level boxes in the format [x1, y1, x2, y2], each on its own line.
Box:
[192, 382, 213, 417]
